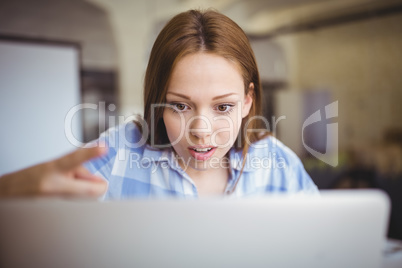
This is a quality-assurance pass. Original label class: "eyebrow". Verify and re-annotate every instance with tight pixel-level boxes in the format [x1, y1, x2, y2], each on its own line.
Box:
[166, 92, 238, 101]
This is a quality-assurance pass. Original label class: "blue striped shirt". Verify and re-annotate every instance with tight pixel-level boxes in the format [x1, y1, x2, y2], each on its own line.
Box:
[84, 122, 319, 200]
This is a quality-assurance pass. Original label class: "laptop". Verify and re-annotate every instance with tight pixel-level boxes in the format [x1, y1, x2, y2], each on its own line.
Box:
[0, 190, 390, 268]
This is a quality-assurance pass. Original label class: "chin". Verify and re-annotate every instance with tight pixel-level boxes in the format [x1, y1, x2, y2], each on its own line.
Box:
[189, 164, 210, 171]
[188, 159, 213, 171]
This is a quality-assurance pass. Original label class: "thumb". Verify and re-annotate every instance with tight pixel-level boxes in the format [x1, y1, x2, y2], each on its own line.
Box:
[55, 178, 108, 198]
[56, 145, 107, 172]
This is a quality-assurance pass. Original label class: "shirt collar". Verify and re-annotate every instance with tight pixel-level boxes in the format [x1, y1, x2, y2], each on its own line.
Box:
[142, 145, 170, 163]
[142, 145, 186, 174]
[229, 147, 255, 172]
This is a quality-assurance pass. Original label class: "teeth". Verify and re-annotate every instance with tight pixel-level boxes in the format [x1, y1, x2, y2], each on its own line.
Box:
[193, 148, 212, 152]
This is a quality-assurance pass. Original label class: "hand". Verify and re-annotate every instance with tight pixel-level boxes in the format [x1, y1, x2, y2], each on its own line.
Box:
[0, 146, 108, 198]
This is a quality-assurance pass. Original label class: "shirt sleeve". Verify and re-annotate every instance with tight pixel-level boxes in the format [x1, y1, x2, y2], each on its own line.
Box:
[83, 130, 116, 182]
[291, 156, 320, 195]
[268, 136, 319, 195]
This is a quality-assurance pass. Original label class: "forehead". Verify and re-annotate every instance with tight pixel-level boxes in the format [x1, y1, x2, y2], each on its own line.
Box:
[167, 52, 245, 98]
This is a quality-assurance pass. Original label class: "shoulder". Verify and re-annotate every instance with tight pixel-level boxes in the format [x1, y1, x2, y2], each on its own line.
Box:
[96, 121, 144, 147]
[248, 135, 319, 194]
[249, 135, 303, 168]
[83, 121, 147, 175]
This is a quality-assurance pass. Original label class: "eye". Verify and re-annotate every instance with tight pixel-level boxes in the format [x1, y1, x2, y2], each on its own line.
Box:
[217, 105, 227, 112]
[216, 104, 234, 114]
[175, 104, 186, 111]
[169, 103, 189, 113]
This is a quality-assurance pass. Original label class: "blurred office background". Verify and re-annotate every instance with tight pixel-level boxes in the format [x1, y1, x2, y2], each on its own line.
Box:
[0, 0, 402, 238]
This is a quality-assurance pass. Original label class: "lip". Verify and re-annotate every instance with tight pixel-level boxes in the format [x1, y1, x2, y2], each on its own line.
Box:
[188, 146, 217, 161]
[188, 145, 216, 149]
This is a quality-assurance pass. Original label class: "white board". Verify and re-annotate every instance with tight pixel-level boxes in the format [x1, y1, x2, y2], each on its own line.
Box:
[0, 39, 82, 175]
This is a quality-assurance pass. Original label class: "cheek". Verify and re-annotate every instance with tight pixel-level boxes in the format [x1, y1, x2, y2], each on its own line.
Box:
[232, 113, 242, 138]
[163, 112, 183, 143]
[213, 112, 242, 141]
[229, 106, 243, 133]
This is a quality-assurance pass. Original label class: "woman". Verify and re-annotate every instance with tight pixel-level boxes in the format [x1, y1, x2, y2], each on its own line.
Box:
[0, 9, 318, 199]
[84, 9, 318, 199]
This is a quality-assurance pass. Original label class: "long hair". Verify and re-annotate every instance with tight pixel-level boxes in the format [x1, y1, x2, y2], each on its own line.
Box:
[142, 9, 268, 172]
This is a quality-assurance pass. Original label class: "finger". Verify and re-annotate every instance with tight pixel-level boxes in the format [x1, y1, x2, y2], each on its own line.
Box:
[54, 178, 108, 198]
[74, 166, 105, 182]
[56, 145, 107, 172]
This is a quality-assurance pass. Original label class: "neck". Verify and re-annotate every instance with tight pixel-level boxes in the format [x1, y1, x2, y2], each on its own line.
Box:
[183, 164, 230, 196]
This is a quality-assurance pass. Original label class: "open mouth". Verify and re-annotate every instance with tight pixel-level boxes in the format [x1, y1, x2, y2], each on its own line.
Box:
[188, 146, 217, 161]
[191, 147, 213, 153]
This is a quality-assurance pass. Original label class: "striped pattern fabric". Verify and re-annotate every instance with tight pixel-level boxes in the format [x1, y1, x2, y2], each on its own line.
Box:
[84, 122, 319, 200]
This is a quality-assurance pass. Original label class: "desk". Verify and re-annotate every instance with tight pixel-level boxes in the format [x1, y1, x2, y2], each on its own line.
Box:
[383, 239, 402, 268]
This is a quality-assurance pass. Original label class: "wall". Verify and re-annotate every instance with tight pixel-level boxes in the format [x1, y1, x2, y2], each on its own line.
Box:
[0, 0, 118, 70]
[274, 12, 402, 152]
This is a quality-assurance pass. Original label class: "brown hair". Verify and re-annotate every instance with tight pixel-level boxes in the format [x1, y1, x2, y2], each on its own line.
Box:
[142, 9, 268, 166]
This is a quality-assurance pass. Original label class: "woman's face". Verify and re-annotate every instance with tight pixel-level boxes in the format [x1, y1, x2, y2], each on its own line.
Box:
[163, 52, 253, 172]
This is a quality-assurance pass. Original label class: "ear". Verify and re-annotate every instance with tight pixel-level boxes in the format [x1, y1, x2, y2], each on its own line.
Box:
[242, 82, 254, 118]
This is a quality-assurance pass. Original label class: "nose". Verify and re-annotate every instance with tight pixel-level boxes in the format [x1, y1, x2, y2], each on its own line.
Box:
[188, 115, 212, 139]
